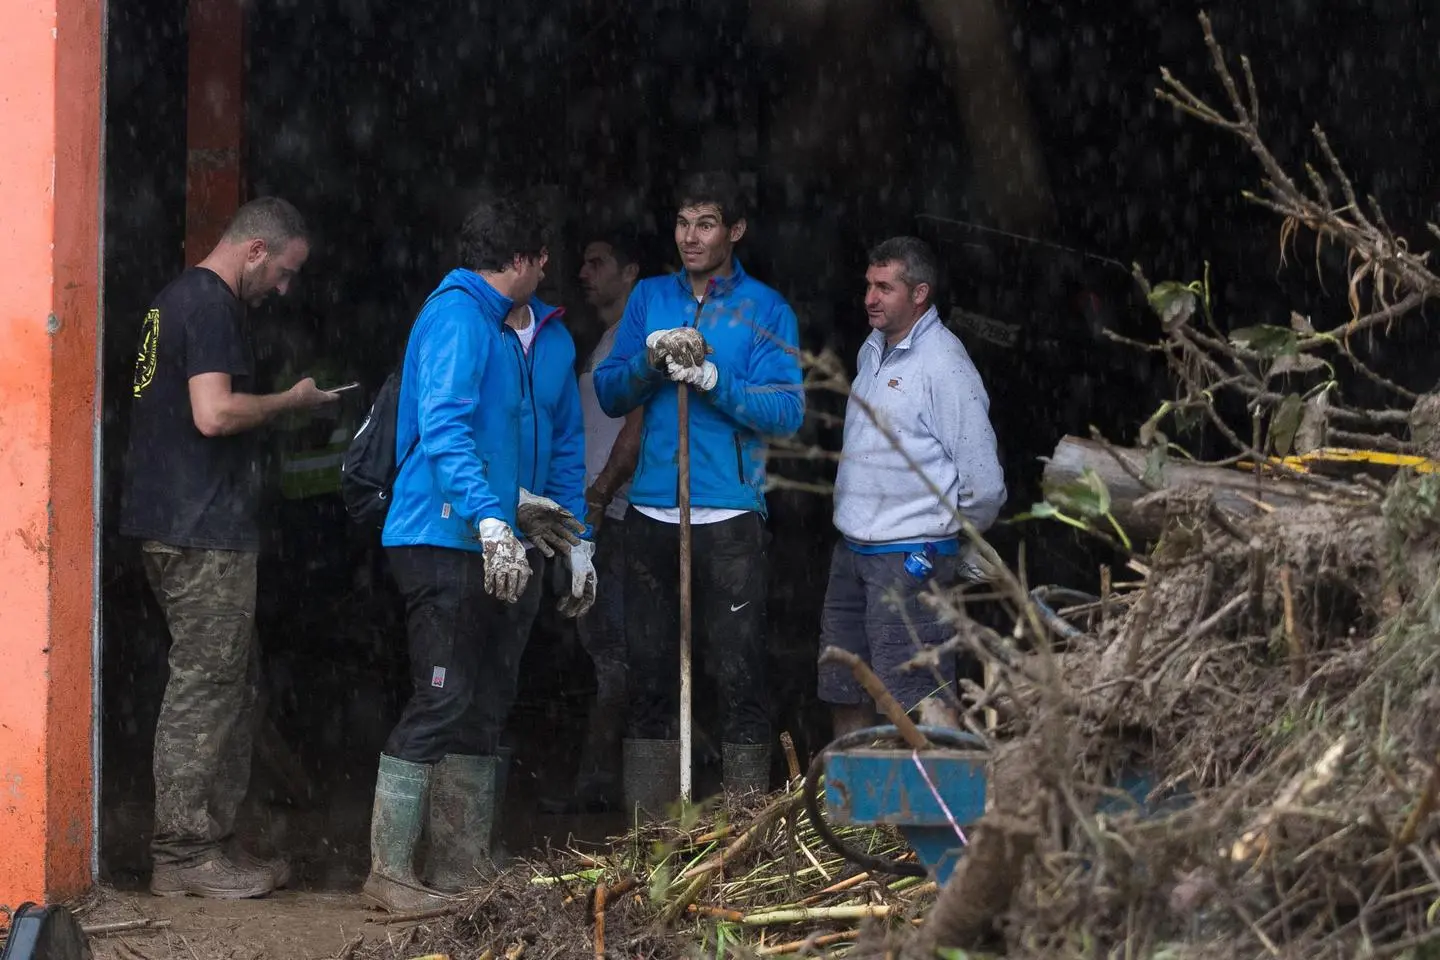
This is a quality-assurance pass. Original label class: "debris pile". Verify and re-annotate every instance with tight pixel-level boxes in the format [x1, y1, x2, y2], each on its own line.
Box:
[374, 15, 1440, 959]
[911, 14, 1440, 957]
[358, 782, 937, 960]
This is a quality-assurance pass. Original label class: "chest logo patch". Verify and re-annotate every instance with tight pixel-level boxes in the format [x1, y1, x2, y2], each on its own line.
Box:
[887, 378, 902, 389]
[133, 308, 160, 398]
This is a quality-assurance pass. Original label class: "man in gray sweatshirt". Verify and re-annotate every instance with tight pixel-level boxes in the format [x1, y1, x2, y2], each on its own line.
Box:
[818, 236, 1006, 736]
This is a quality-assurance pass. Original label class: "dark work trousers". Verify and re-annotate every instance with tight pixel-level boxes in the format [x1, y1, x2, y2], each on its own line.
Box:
[625, 510, 770, 745]
[572, 513, 629, 793]
[384, 545, 545, 763]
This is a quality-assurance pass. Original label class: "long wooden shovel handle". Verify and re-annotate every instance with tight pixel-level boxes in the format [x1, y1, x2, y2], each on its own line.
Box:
[678, 382, 693, 803]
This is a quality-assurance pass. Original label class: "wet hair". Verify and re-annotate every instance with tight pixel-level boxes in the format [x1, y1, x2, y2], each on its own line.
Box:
[675, 171, 747, 226]
[868, 236, 939, 297]
[459, 191, 551, 272]
[221, 197, 308, 250]
[587, 228, 646, 274]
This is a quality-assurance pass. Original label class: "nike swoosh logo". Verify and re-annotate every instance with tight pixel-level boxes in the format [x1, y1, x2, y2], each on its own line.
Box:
[730, 602, 750, 612]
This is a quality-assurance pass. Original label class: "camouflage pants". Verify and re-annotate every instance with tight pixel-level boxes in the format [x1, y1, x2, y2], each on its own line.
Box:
[142, 542, 260, 867]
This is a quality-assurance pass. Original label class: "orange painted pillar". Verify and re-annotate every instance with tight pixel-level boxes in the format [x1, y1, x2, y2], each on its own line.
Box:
[185, 0, 246, 264]
[0, 0, 104, 909]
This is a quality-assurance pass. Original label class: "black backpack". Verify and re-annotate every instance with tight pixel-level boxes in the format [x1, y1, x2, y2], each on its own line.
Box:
[340, 283, 468, 530]
[340, 369, 418, 530]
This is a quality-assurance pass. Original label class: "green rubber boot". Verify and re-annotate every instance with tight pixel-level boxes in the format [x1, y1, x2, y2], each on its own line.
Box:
[361, 755, 449, 913]
[424, 754, 500, 894]
[622, 739, 681, 823]
[491, 745, 514, 866]
[722, 742, 772, 797]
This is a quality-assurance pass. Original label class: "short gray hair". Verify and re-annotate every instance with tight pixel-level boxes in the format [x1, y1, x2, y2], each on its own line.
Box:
[867, 236, 938, 296]
[222, 196, 309, 250]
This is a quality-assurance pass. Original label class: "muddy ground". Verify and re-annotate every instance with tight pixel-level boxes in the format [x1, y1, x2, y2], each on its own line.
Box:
[80, 888, 374, 960]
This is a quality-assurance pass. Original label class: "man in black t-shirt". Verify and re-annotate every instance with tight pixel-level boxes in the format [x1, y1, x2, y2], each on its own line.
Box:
[120, 197, 339, 900]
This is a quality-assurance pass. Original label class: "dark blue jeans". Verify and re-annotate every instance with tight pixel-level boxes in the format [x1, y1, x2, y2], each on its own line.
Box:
[384, 545, 544, 763]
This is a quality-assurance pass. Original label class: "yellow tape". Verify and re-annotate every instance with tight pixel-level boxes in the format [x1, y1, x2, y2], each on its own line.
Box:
[1240, 447, 1436, 476]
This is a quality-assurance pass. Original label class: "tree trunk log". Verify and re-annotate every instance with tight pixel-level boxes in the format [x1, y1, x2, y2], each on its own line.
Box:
[1042, 436, 1316, 542]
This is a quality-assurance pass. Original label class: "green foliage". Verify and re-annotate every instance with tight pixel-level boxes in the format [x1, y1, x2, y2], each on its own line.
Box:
[1229, 324, 1301, 358]
[1148, 281, 1202, 328]
[1046, 468, 1112, 518]
[1269, 393, 1304, 456]
[1016, 468, 1132, 551]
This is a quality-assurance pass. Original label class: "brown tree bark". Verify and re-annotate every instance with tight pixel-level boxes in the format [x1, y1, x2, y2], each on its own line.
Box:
[1043, 435, 1318, 542]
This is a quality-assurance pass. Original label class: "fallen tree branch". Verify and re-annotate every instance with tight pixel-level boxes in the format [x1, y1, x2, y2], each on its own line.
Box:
[742, 904, 894, 925]
[1395, 751, 1440, 848]
[756, 928, 863, 956]
[915, 810, 1042, 951]
[593, 881, 607, 958]
[335, 934, 364, 960]
[82, 919, 173, 937]
[818, 646, 931, 750]
[368, 904, 462, 925]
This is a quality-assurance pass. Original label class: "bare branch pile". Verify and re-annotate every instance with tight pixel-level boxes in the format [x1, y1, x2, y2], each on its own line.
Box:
[914, 14, 1440, 958]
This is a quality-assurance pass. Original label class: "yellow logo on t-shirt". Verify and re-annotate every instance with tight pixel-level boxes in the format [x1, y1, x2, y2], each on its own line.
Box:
[133, 308, 160, 398]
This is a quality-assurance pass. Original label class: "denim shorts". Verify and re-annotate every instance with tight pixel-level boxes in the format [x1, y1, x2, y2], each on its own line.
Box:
[816, 542, 961, 711]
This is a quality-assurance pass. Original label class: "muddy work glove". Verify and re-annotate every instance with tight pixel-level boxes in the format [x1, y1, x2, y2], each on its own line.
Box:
[556, 538, 598, 618]
[958, 539, 1003, 584]
[646, 327, 708, 369]
[665, 358, 718, 392]
[516, 488, 585, 558]
[478, 518, 532, 603]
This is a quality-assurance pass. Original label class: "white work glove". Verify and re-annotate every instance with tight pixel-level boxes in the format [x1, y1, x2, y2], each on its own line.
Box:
[665, 358, 719, 392]
[646, 327, 708, 369]
[556, 538, 598, 619]
[478, 518, 532, 603]
[516, 488, 585, 558]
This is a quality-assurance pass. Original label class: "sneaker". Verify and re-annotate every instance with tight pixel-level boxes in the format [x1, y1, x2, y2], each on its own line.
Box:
[227, 843, 292, 889]
[150, 855, 275, 899]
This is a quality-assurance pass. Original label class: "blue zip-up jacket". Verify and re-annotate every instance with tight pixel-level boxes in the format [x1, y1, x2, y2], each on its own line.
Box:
[593, 259, 804, 515]
[382, 269, 525, 552]
[516, 297, 590, 538]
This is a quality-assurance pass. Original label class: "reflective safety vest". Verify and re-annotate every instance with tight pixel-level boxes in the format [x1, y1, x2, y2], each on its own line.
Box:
[275, 358, 360, 500]
[280, 422, 353, 499]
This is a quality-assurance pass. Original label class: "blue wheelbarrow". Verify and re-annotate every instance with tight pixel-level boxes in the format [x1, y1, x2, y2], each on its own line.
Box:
[803, 725, 1185, 885]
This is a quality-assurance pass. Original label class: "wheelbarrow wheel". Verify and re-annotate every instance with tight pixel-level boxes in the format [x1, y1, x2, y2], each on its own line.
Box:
[0, 904, 91, 960]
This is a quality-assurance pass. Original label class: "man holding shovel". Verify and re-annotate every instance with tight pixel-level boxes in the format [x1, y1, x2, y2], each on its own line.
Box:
[594, 172, 805, 814]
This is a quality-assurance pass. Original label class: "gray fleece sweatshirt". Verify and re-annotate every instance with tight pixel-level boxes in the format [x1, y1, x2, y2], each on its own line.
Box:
[832, 306, 1006, 546]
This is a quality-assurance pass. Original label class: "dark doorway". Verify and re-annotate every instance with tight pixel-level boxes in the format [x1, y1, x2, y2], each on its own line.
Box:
[99, 0, 1440, 887]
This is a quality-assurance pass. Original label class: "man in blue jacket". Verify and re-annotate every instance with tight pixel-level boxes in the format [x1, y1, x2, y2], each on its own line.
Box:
[595, 172, 805, 813]
[362, 192, 587, 912]
[428, 278, 600, 879]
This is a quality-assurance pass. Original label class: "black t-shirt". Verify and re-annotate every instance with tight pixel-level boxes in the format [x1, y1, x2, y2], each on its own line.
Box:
[119, 267, 262, 550]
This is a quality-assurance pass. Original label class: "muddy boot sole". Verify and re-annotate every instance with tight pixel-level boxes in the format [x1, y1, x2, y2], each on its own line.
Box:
[361, 872, 449, 913]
